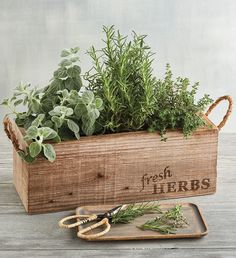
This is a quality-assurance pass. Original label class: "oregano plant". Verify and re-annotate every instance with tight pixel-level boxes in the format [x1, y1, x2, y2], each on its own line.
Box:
[1, 48, 103, 163]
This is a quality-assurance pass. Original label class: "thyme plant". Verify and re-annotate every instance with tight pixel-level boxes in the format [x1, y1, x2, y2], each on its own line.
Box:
[148, 64, 213, 138]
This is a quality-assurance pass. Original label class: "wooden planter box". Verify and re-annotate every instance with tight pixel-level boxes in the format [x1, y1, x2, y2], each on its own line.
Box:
[3, 96, 232, 214]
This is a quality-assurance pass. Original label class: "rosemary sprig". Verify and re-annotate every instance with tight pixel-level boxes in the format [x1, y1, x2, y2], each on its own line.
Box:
[112, 203, 162, 224]
[139, 218, 178, 234]
[138, 204, 188, 234]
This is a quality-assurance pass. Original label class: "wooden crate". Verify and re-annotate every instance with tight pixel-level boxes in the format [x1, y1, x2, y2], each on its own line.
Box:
[3, 96, 232, 214]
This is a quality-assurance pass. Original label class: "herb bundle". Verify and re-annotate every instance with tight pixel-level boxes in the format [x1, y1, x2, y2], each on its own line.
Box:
[139, 204, 188, 234]
[1, 26, 213, 163]
[112, 203, 162, 224]
[111, 203, 188, 234]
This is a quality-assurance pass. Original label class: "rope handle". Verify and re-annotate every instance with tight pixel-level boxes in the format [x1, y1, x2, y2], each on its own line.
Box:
[77, 218, 111, 240]
[58, 214, 97, 229]
[205, 95, 233, 130]
[3, 115, 22, 151]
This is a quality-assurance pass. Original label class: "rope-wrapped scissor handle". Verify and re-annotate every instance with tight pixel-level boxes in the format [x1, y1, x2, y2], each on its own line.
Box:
[58, 214, 111, 240]
[77, 218, 111, 240]
[58, 214, 98, 229]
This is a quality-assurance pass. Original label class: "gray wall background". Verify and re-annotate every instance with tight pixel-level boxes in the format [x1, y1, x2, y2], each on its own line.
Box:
[0, 0, 235, 132]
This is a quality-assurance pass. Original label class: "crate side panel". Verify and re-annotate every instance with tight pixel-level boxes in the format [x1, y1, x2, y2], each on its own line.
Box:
[27, 140, 118, 213]
[13, 149, 29, 212]
[114, 130, 218, 202]
[27, 129, 218, 213]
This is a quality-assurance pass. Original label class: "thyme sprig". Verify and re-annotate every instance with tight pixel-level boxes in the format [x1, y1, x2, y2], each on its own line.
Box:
[139, 204, 188, 234]
[112, 203, 162, 224]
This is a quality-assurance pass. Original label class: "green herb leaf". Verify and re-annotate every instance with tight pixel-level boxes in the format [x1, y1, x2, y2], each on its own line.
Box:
[60, 59, 72, 67]
[18, 150, 36, 163]
[38, 127, 56, 139]
[71, 47, 80, 54]
[29, 99, 41, 113]
[61, 49, 71, 57]
[43, 144, 56, 162]
[74, 132, 80, 140]
[54, 67, 68, 79]
[51, 116, 63, 128]
[74, 100, 86, 118]
[82, 91, 94, 104]
[82, 121, 95, 136]
[29, 142, 42, 158]
[1, 98, 9, 106]
[26, 126, 38, 138]
[14, 99, 23, 106]
[67, 119, 80, 133]
[95, 98, 103, 110]
[31, 114, 45, 127]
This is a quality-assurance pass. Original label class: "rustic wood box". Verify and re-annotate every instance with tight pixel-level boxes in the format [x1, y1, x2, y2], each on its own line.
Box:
[3, 96, 232, 214]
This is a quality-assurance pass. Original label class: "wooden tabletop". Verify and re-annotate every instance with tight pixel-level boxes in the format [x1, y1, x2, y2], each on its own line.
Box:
[0, 133, 235, 258]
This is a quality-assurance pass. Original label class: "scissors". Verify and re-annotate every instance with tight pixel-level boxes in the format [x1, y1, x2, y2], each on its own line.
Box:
[58, 205, 125, 240]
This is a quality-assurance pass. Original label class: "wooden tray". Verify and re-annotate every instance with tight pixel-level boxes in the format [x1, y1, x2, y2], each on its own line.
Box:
[76, 202, 208, 241]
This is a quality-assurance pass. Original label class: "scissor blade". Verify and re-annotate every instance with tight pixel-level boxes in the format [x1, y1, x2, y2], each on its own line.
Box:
[98, 205, 126, 219]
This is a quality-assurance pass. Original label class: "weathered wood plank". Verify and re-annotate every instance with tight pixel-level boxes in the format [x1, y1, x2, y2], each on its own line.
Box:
[0, 249, 235, 258]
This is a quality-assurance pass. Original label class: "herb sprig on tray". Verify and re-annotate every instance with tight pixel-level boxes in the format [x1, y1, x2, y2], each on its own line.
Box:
[111, 203, 188, 235]
[138, 204, 188, 234]
[112, 203, 162, 224]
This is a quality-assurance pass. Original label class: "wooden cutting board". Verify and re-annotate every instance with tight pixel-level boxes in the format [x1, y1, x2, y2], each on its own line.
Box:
[76, 202, 208, 241]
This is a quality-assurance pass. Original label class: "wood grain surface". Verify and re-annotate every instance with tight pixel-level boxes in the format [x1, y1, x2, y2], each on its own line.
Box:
[8, 116, 219, 214]
[0, 133, 236, 257]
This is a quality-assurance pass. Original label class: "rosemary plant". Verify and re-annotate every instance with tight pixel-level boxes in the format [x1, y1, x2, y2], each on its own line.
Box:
[85, 25, 157, 133]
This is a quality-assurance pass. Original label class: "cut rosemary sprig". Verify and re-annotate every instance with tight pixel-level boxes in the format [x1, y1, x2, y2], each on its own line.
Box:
[138, 204, 188, 234]
[138, 218, 178, 234]
[111, 203, 162, 224]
